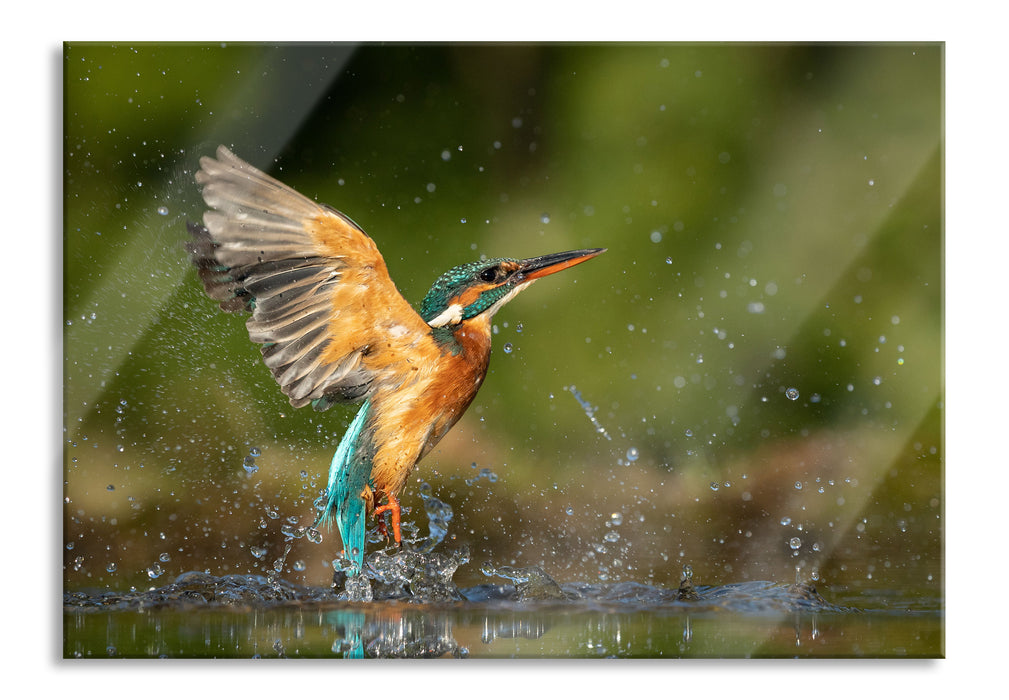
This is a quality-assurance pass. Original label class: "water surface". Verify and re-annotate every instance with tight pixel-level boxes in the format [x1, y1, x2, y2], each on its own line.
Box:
[64, 567, 941, 658]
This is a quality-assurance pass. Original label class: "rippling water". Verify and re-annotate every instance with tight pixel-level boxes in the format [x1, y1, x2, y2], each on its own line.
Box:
[63, 568, 848, 613]
[64, 548, 944, 659]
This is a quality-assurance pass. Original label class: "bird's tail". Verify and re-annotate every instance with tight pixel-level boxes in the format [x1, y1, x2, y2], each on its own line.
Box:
[314, 401, 372, 576]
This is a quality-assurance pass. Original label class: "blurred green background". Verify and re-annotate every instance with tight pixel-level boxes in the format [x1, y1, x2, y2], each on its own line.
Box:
[63, 43, 942, 600]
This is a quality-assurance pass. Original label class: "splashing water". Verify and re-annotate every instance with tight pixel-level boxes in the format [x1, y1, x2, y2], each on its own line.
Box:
[416, 481, 453, 553]
[566, 385, 612, 440]
[325, 482, 468, 602]
[65, 566, 851, 619]
[367, 547, 470, 603]
[677, 564, 701, 601]
[465, 463, 498, 485]
[479, 563, 573, 601]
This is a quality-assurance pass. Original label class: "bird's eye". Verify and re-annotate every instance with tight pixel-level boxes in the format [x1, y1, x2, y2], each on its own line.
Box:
[479, 266, 498, 282]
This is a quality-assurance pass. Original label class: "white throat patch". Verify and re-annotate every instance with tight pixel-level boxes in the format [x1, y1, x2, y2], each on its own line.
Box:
[427, 303, 464, 328]
[483, 280, 533, 319]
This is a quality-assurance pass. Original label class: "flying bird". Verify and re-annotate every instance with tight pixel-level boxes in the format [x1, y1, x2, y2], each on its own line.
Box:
[186, 146, 604, 575]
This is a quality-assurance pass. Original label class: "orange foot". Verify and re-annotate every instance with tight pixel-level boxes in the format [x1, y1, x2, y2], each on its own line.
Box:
[373, 495, 402, 545]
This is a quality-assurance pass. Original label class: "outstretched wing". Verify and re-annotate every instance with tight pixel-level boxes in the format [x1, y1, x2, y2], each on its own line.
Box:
[187, 145, 433, 410]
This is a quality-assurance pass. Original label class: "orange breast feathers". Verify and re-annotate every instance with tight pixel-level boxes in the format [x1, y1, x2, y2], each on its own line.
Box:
[365, 314, 493, 504]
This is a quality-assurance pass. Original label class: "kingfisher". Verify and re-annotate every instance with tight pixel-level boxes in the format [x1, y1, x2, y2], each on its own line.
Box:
[186, 146, 604, 576]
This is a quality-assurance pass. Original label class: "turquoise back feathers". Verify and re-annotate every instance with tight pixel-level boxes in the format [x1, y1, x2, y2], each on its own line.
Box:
[314, 400, 373, 575]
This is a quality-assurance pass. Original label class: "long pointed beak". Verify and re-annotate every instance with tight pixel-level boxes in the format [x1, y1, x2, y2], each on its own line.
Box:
[517, 248, 606, 282]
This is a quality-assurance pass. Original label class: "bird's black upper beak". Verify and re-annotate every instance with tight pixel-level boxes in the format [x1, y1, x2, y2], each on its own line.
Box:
[517, 248, 607, 282]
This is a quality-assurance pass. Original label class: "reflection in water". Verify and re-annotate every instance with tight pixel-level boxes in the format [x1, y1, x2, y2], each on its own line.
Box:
[327, 610, 366, 659]
[481, 614, 549, 645]
[327, 608, 467, 659]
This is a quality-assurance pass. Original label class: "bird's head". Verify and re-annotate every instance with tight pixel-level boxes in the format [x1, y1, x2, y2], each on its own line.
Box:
[420, 248, 606, 329]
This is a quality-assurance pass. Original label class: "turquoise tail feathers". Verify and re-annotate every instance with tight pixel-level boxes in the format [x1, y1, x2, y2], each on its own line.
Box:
[314, 400, 372, 576]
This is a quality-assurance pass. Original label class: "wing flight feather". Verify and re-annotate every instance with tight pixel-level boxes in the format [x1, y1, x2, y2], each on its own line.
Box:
[187, 146, 433, 409]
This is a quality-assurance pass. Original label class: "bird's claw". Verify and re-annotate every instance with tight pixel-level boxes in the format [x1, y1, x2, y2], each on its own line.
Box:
[373, 497, 402, 545]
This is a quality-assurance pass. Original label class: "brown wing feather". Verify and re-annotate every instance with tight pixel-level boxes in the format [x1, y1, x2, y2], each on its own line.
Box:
[186, 145, 434, 410]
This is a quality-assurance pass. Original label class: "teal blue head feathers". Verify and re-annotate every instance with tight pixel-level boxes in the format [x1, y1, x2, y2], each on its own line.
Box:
[421, 249, 607, 329]
[421, 258, 520, 327]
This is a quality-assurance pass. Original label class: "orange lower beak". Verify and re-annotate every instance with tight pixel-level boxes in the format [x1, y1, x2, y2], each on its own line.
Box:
[518, 248, 606, 281]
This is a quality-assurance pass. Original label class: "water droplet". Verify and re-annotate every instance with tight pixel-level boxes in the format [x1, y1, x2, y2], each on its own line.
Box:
[106, 562, 117, 573]
[610, 512, 623, 526]
[156, 205, 169, 216]
[603, 531, 620, 543]
[780, 516, 792, 526]
[710, 482, 720, 491]
[794, 481, 803, 490]
[540, 213, 551, 224]
[146, 563, 164, 579]
[106, 484, 115, 491]
[785, 387, 800, 401]
[280, 524, 303, 539]
[625, 447, 639, 462]
[789, 537, 802, 550]
[665, 256, 673, 264]
[502, 342, 513, 354]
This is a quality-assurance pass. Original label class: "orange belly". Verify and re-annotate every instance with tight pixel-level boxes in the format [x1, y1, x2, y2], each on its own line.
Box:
[365, 314, 493, 505]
